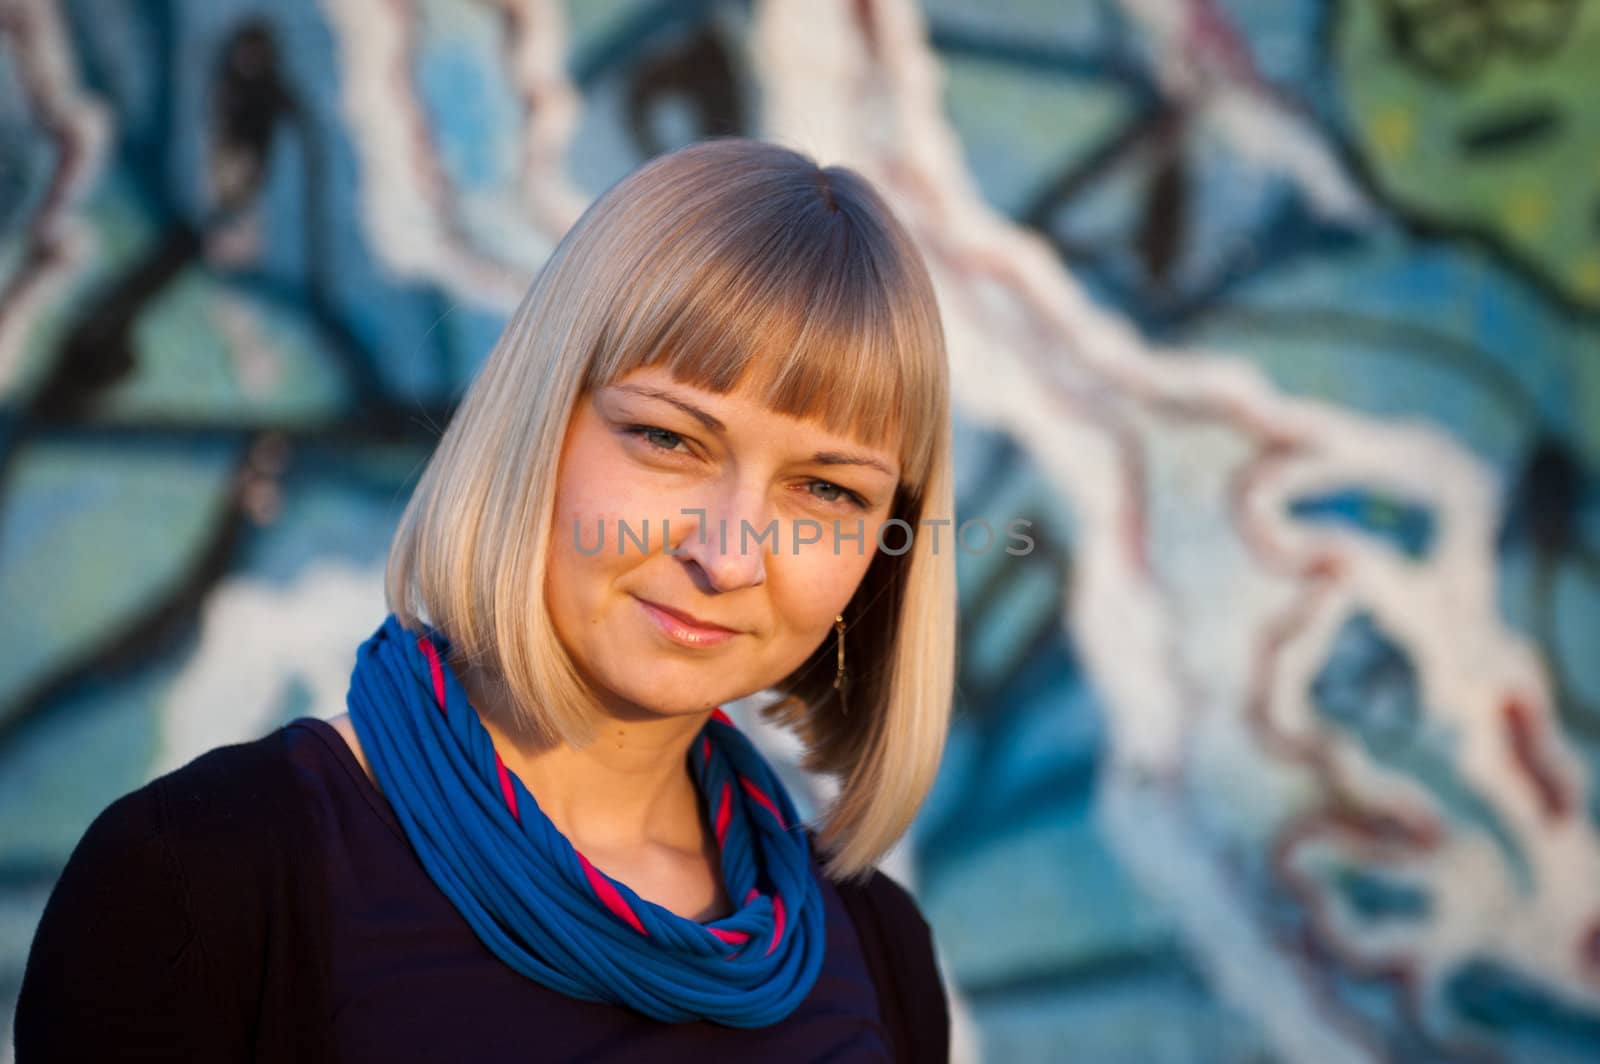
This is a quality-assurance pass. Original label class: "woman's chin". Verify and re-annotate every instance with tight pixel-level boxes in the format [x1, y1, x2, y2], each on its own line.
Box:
[601, 674, 747, 721]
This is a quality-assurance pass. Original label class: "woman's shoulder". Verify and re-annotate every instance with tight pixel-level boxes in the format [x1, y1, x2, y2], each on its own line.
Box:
[35, 722, 329, 966]
[14, 723, 321, 1058]
[830, 865, 938, 972]
[41, 724, 317, 946]
[55, 725, 302, 866]
[830, 865, 950, 1062]
[129, 725, 311, 848]
[837, 866, 929, 926]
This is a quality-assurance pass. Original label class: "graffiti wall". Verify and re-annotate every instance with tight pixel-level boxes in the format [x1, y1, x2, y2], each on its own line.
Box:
[4, 0, 1599, 1060]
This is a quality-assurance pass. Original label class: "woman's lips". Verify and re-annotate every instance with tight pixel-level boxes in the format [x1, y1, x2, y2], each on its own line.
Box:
[635, 597, 739, 648]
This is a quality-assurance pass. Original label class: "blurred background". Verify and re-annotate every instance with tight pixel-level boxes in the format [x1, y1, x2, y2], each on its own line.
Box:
[4, 0, 1599, 1060]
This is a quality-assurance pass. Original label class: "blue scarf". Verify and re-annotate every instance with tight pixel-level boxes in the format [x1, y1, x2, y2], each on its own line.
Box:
[345, 614, 825, 1027]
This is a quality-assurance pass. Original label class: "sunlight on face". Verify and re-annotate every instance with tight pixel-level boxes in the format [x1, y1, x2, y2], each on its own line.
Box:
[543, 365, 901, 720]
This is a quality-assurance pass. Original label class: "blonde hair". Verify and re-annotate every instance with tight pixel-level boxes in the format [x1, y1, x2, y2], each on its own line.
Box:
[386, 137, 955, 879]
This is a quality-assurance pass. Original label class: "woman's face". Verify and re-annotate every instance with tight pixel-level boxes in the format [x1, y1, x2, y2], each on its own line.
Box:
[544, 365, 901, 721]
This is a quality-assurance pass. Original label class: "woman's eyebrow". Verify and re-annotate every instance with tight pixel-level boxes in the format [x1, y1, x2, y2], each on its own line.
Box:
[611, 385, 726, 433]
[812, 451, 898, 478]
[610, 384, 898, 477]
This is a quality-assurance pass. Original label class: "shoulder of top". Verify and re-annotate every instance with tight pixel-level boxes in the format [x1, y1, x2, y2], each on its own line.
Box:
[34, 726, 308, 942]
[84, 726, 305, 857]
[829, 861, 949, 1058]
[22, 727, 315, 1054]
[821, 863, 933, 942]
[163, 723, 299, 783]
[852, 867, 933, 933]
[160, 725, 304, 819]
[804, 833, 932, 933]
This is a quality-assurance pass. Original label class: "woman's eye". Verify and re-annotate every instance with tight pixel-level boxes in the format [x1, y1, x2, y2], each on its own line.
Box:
[624, 427, 862, 506]
[807, 480, 866, 509]
[625, 425, 688, 454]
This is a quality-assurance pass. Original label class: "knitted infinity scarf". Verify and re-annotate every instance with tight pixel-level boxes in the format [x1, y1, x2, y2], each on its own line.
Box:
[344, 614, 825, 1027]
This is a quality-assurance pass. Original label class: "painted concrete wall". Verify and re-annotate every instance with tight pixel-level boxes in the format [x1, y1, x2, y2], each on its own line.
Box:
[4, 1, 1599, 1060]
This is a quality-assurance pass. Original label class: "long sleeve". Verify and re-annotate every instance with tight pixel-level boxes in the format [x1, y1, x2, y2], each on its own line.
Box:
[13, 783, 241, 1061]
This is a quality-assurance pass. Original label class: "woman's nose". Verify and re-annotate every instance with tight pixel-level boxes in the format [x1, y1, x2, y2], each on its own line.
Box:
[670, 490, 769, 592]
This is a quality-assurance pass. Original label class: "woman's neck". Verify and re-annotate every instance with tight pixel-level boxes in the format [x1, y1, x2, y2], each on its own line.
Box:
[462, 667, 714, 857]
[464, 669, 733, 921]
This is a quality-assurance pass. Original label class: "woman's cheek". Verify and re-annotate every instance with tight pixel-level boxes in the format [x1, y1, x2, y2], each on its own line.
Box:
[554, 485, 655, 559]
[791, 543, 872, 624]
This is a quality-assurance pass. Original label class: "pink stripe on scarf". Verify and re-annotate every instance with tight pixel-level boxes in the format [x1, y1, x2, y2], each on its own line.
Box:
[493, 750, 520, 822]
[577, 853, 646, 936]
[714, 782, 732, 846]
[417, 637, 447, 713]
[766, 894, 787, 956]
[740, 777, 785, 829]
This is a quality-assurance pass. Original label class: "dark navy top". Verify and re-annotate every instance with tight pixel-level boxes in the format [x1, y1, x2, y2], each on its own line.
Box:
[282, 717, 894, 1061]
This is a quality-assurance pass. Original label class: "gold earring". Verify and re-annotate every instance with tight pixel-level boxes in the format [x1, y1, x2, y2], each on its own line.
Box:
[833, 613, 848, 716]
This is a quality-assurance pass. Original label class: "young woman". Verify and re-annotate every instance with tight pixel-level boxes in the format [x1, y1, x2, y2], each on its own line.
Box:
[16, 137, 956, 1062]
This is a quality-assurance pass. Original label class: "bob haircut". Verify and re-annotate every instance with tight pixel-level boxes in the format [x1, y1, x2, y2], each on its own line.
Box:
[386, 137, 955, 880]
